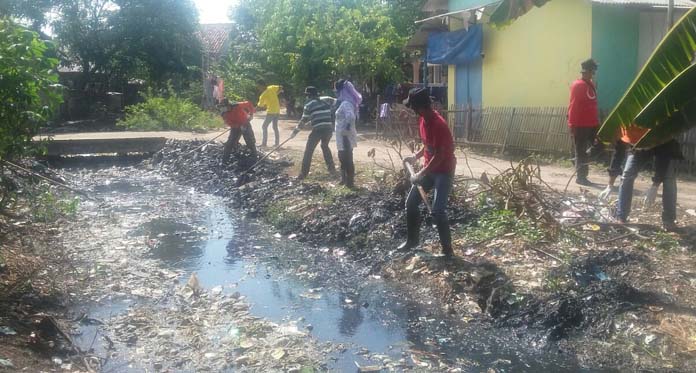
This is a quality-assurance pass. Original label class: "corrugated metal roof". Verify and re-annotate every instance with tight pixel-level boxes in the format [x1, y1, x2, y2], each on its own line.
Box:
[591, 0, 695, 7]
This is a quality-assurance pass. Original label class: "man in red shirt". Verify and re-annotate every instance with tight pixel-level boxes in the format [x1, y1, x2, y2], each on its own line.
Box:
[399, 88, 457, 258]
[567, 59, 599, 185]
[221, 99, 257, 163]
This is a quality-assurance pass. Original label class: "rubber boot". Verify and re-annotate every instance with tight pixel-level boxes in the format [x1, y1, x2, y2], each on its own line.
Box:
[346, 165, 355, 189]
[435, 217, 453, 258]
[397, 210, 420, 251]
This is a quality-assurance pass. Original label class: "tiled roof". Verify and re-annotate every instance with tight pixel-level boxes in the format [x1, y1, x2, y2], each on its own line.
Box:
[591, 0, 695, 7]
[197, 23, 234, 56]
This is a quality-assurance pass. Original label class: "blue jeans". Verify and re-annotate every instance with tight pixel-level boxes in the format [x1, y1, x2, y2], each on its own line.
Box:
[616, 147, 677, 223]
[406, 172, 453, 224]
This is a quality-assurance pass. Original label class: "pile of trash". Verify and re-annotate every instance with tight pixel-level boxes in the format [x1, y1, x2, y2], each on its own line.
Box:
[107, 274, 329, 372]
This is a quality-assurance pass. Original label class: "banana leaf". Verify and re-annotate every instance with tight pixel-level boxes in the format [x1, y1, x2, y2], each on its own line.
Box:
[597, 7, 696, 142]
[489, 0, 551, 28]
[635, 98, 696, 149]
[634, 62, 696, 128]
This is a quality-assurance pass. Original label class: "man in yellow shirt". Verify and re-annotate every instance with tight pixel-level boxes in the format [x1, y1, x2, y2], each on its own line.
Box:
[256, 81, 283, 147]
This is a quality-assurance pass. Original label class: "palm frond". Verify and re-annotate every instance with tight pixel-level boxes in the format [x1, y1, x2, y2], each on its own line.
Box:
[634, 62, 696, 128]
[635, 98, 696, 149]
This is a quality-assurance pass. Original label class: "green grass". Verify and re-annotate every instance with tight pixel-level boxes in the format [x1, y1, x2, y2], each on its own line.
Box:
[263, 199, 303, 234]
[459, 209, 546, 244]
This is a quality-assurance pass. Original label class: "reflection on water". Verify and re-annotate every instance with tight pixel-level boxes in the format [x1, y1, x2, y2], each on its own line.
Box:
[136, 218, 204, 266]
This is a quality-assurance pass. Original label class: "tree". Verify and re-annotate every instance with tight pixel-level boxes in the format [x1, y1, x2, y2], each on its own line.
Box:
[0, 0, 56, 30]
[52, 0, 202, 90]
[0, 19, 62, 159]
[225, 0, 409, 100]
[111, 0, 201, 87]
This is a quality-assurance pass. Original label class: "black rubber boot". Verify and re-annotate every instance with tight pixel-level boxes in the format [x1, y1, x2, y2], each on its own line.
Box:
[435, 217, 453, 258]
[397, 210, 420, 251]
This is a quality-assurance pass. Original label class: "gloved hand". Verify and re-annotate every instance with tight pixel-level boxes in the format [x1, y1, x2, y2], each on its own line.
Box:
[598, 185, 613, 201]
[643, 184, 658, 210]
[410, 170, 424, 185]
[290, 127, 300, 138]
[403, 155, 417, 165]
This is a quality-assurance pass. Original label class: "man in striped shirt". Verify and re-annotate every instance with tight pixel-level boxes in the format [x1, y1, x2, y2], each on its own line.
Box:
[292, 86, 337, 180]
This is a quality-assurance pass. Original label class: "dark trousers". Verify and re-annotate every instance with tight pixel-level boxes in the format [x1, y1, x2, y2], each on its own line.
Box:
[222, 123, 256, 163]
[571, 126, 598, 180]
[261, 114, 279, 146]
[608, 141, 627, 178]
[300, 126, 335, 177]
[617, 142, 678, 224]
[337, 136, 355, 187]
[405, 172, 453, 249]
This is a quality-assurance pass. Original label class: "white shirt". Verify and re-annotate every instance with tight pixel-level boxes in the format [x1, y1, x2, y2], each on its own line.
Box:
[335, 101, 357, 151]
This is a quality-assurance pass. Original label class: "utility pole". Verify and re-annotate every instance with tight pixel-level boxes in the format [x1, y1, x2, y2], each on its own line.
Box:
[668, 0, 675, 29]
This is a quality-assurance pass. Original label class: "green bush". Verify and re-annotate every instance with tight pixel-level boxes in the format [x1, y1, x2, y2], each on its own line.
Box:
[30, 185, 79, 223]
[0, 19, 62, 159]
[117, 88, 223, 132]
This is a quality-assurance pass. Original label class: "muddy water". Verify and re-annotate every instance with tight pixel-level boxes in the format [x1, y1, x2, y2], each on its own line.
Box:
[64, 165, 591, 372]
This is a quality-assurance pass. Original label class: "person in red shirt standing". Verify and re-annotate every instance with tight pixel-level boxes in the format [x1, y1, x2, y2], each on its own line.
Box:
[221, 99, 257, 163]
[567, 59, 599, 186]
[399, 88, 457, 258]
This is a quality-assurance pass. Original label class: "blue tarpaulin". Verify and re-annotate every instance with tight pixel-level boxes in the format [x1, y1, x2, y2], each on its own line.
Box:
[426, 24, 482, 65]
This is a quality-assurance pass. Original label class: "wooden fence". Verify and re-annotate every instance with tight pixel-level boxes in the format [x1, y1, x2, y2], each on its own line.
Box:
[445, 105, 573, 154]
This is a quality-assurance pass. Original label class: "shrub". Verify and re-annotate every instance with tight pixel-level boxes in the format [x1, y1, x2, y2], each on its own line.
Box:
[117, 88, 223, 132]
[0, 19, 62, 159]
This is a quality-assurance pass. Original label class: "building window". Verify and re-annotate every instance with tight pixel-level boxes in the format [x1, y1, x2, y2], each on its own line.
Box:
[427, 64, 448, 86]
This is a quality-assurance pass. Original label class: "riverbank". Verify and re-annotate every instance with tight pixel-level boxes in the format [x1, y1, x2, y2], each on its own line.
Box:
[0, 165, 85, 371]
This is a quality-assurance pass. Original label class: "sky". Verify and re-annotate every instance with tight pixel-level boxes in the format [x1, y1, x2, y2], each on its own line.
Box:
[194, 0, 238, 24]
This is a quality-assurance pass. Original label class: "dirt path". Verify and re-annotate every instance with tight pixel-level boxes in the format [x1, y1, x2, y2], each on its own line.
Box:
[43, 114, 696, 211]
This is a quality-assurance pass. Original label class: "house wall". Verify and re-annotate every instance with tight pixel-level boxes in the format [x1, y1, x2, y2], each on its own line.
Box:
[591, 4, 640, 113]
[481, 0, 592, 107]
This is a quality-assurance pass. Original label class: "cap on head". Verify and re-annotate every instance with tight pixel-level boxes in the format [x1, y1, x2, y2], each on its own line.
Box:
[304, 86, 318, 96]
[581, 58, 598, 73]
[403, 87, 431, 110]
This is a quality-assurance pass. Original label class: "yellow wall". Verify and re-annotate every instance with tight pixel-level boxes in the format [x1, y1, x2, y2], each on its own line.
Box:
[482, 0, 592, 107]
[448, 65, 456, 107]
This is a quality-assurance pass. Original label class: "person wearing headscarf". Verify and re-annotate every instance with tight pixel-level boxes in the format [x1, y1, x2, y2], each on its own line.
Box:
[334, 79, 361, 188]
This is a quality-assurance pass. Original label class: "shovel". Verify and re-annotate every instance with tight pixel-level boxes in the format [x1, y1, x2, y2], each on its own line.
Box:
[235, 135, 295, 186]
[184, 128, 231, 156]
[403, 159, 432, 214]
